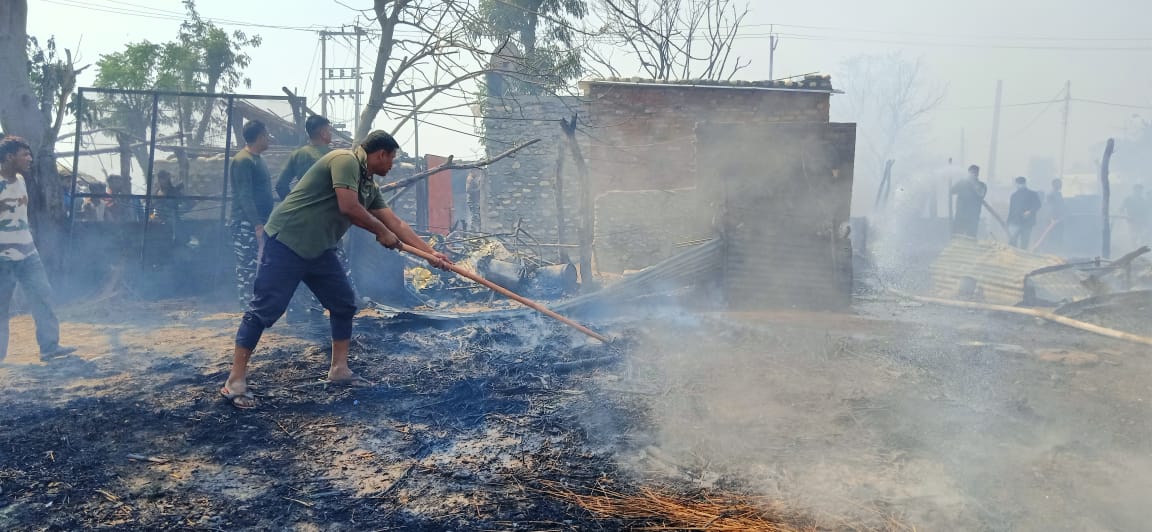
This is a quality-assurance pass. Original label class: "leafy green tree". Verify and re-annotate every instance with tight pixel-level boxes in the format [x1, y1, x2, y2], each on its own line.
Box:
[1, 0, 87, 260]
[92, 41, 169, 175]
[476, 0, 586, 94]
[175, 0, 261, 145]
[90, 0, 260, 176]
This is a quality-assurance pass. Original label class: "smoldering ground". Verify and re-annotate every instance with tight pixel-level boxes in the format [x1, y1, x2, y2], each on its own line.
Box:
[610, 303, 1152, 531]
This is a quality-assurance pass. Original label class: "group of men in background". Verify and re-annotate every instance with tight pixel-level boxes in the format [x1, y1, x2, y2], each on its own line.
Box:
[229, 115, 357, 314]
[950, 164, 1150, 252]
[221, 123, 450, 408]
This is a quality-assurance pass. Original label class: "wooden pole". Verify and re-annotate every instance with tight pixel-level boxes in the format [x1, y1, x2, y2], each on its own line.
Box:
[987, 80, 1003, 182]
[553, 133, 567, 262]
[907, 292, 1152, 348]
[560, 114, 594, 290]
[400, 245, 610, 344]
[1101, 138, 1115, 259]
[874, 159, 895, 210]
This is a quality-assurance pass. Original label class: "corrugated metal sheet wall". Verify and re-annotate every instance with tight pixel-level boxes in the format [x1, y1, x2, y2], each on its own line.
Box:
[930, 238, 1065, 305]
[697, 122, 857, 310]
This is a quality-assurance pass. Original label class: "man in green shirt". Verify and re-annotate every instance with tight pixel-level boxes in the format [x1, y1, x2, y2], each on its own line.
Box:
[220, 131, 451, 408]
[274, 115, 358, 318]
[275, 115, 332, 200]
[230, 120, 274, 307]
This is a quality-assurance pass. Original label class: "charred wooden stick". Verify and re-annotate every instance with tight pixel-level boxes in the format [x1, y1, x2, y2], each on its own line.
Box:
[1029, 219, 1060, 252]
[382, 138, 541, 199]
[401, 246, 610, 344]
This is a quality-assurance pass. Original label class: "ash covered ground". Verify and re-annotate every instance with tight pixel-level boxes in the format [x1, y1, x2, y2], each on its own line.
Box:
[0, 296, 1149, 531]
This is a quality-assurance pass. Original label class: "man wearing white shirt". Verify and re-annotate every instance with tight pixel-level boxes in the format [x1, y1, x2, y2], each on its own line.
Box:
[0, 136, 76, 362]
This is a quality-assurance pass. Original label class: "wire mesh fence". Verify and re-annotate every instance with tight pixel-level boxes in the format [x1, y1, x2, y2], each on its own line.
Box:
[64, 87, 304, 300]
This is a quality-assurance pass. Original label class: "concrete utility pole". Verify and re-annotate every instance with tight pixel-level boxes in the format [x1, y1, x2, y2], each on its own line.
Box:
[768, 26, 780, 79]
[1059, 80, 1071, 178]
[987, 80, 1003, 182]
[318, 27, 366, 131]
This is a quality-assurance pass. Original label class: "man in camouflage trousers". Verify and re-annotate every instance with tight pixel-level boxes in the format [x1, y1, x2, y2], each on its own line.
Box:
[230, 121, 275, 307]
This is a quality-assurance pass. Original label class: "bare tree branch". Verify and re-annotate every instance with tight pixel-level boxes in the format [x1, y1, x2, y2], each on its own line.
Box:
[591, 0, 749, 81]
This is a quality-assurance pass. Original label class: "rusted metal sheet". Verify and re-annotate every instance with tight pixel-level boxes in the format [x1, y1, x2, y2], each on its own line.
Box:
[425, 154, 453, 235]
[929, 237, 1065, 305]
[697, 122, 856, 311]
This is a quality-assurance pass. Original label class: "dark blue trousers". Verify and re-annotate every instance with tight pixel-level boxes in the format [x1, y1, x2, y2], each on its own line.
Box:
[235, 237, 357, 350]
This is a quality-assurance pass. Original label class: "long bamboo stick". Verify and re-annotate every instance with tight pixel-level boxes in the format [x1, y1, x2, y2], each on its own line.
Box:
[402, 246, 611, 344]
[907, 293, 1152, 347]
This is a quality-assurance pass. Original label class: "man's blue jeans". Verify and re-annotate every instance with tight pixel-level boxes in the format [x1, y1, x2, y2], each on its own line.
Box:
[235, 237, 357, 350]
[0, 254, 62, 360]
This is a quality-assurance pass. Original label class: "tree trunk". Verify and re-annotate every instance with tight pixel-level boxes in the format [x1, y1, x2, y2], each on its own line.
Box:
[560, 115, 593, 291]
[116, 133, 134, 177]
[0, 0, 67, 268]
[192, 77, 220, 147]
[520, 2, 540, 55]
[356, 0, 406, 143]
[0, 2, 46, 149]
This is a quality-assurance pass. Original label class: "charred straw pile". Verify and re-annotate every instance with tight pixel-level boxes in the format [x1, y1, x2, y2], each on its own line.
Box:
[545, 483, 914, 532]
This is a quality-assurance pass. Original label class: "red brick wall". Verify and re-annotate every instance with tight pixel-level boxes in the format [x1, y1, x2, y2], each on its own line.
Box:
[584, 83, 831, 194]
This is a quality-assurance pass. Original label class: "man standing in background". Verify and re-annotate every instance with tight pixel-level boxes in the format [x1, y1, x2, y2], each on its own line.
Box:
[0, 136, 76, 362]
[275, 115, 332, 201]
[230, 120, 274, 308]
[950, 164, 987, 238]
[1007, 176, 1042, 249]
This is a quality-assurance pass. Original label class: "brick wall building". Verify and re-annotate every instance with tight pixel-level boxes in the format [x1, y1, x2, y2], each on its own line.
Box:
[482, 95, 584, 246]
[580, 77, 834, 193]
[480, 76, 850, 285]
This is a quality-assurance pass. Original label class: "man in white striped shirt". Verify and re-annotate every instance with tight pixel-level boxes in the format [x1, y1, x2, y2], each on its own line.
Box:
[0, 136, 75, 362]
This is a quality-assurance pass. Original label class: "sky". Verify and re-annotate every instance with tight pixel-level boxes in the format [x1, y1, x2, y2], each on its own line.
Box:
[26, 0, 1152, 192]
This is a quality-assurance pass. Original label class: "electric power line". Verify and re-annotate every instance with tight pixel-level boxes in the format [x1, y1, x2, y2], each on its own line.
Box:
[1007, 87, 1067, 137]
[1072, 98, 1152, 110]
[48, 0, 1152, 52]
[42, 0, 324, 32]
[739, 22, 1152, 43]
[952, 99, 1063, 110]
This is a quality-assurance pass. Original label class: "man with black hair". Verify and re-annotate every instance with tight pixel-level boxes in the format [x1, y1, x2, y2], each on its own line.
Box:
[274, 115, 350, 318]
[1007, 176, 1042, 249]
[0, 136, 76, 362]
[276, 115, 332, 201]
[220, 130, 452, 408]
[78, 182, 109, 222]
[230, 120, 274, 307]
[951, 164, 987, 238]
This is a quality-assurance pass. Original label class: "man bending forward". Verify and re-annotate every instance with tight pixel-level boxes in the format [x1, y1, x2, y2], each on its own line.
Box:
[221, 131, 450, 408]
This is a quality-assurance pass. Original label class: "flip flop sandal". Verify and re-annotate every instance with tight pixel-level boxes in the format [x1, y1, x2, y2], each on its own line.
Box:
[219, 386, 257, 409]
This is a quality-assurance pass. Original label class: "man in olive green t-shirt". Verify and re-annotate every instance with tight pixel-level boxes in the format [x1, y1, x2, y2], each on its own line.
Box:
[230, 120, 274, 308]
[273, 115, 353, 318]
[221, 130, 452, 408]
[275, 115, 333, 200]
